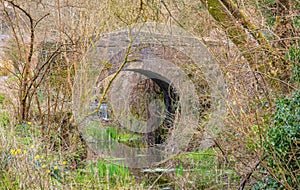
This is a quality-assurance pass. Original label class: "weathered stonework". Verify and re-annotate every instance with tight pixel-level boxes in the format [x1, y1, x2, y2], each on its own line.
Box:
[73, 23, 226, 167]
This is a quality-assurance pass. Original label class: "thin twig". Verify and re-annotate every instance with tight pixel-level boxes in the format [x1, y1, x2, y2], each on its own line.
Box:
[239, 156, 266, 190]
[254, 70, 298, 91]
[160, 0, 184, 28]
[34, 13, 50, 28]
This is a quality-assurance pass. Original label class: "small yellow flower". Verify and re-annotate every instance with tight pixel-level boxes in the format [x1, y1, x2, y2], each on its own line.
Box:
[46, 169, 51, 173]
[62, 161, 67, 165]
[16, 149, 21, 155]
[30, 145, 34, 149]
[41, 164, 47, 169]
[34, 155, 41, 160]
[10, 149, 16, 155]
[54, 166, 59, 170]
[27, 121, 32, 125]
[23, 150, 27, 154]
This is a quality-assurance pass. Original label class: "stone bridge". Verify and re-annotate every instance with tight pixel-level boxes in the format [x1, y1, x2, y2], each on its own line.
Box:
[73, 23, 226, 168]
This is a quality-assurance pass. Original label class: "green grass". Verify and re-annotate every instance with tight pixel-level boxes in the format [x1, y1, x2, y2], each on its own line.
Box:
[86, 125, 146, 148]
[0, 93, 4, 104]
[175, 149, 239, 189]
[0, 111, 241, 189]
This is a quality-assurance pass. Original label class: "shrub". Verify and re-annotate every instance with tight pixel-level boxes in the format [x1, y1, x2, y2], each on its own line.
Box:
[253, 46, 300, 189]
[254, 64, 300, 189]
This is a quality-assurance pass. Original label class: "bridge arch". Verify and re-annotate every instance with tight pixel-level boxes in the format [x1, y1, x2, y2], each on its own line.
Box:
[73, 23, 226, 168]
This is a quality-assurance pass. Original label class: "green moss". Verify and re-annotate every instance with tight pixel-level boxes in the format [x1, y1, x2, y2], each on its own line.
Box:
[207, 0, 231, 24]
[206, 0, 249, 52]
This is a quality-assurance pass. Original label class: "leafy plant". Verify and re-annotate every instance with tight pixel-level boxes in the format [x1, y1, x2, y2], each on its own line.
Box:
[0, 93, 4, 104]
[0, 110, 9, 127]
[256, 90, 300, 189]
[287, 46, 300, 85]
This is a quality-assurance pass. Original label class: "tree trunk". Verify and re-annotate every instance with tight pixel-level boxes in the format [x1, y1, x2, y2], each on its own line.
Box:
[200, 0, 250, 60]
[199, 0, 289, 80]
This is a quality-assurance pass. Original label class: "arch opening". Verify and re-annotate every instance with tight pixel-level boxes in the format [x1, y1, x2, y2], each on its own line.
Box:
[127, 73, 180, 146]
